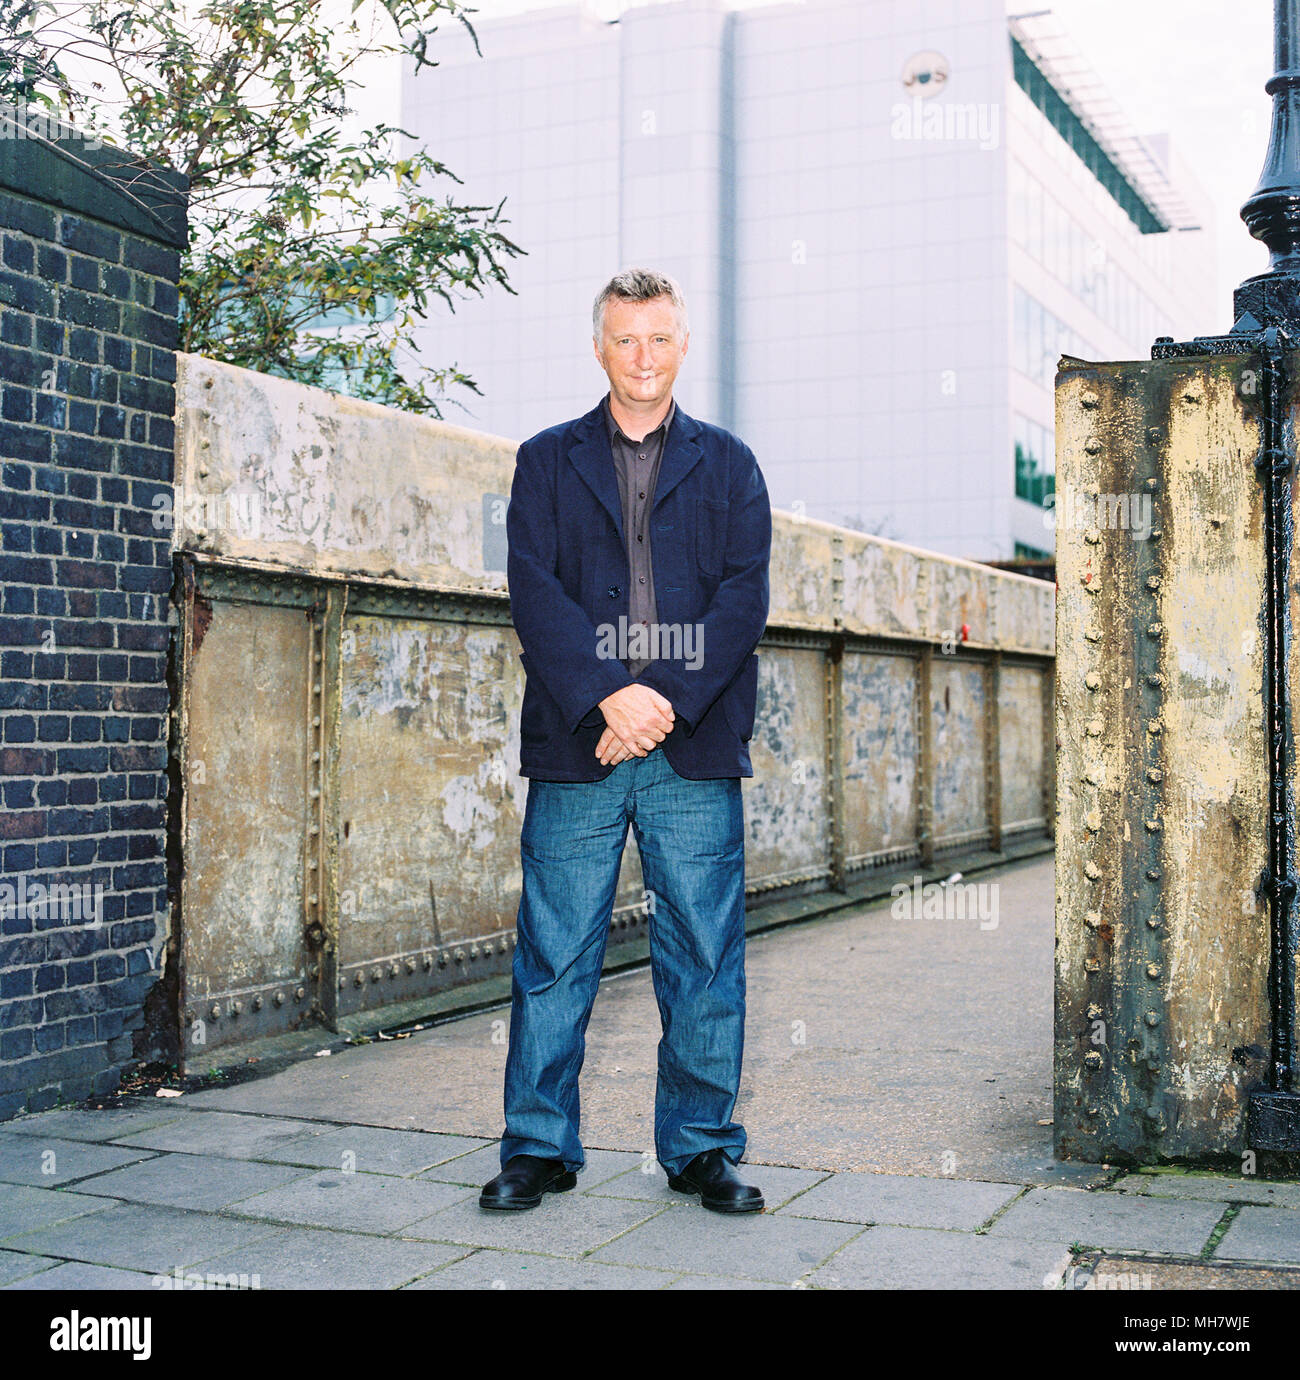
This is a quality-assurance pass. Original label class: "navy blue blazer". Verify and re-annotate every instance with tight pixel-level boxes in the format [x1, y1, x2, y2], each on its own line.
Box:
[506, 397, 772, 781]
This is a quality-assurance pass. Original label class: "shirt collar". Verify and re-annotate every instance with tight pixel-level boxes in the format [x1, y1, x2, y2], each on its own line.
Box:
[602, 392, 675, 446]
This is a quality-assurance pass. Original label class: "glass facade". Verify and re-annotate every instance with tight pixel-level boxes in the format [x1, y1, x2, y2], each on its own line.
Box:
[1014, 411, 1054, 507]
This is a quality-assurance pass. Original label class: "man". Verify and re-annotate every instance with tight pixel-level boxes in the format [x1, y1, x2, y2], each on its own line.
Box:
[481, 267, 771, 1215]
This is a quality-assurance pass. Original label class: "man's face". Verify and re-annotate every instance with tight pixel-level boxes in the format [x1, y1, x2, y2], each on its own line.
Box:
[593, 294, 689, 409]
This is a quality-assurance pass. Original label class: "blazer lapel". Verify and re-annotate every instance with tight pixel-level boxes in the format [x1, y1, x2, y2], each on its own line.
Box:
[565, 398, 706, 543]
[565, 401, 625, 544]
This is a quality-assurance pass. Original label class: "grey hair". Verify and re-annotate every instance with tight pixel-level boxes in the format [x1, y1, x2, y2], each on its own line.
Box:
[592, 267, 688, 339]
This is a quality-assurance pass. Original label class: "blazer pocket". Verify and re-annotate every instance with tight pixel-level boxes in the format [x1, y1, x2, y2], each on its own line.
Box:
[723, 652, 759, 742]
[696, 498, 728, 578]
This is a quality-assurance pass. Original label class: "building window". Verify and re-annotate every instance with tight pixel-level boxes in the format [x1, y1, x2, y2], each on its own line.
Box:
[1014, 411, 1055, 507]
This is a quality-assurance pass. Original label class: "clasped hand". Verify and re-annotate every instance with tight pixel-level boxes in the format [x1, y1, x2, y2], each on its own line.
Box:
[595, 683, 675, 765]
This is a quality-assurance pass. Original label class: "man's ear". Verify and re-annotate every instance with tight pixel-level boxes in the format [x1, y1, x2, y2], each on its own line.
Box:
[681, 330, 690, 359]
[593, 336, 603, 368]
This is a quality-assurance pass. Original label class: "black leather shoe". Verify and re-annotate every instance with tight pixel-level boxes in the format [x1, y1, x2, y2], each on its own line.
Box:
[667, 1149, 764, 1213]
[479, 1154, 576, 1211]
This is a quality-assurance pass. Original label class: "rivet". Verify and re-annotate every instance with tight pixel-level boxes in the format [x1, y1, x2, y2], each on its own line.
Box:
[1146, 673, 1165, 688]
[1085, 957, 1101, 972]
[1146, 426, 1161, 444]
[1150, 528, 1162, 540]
[371, 967, 381, 983]
[1084, 627, 1102, 643]
[1145, 818, 1162, 832]
[1147, 768, 1163, 782]
[1147, 718, 1163, 735]
[294, 986, 305, 1000]
[1086, 719, 1104, 736]
[1080, 391, 1099, 409]
[389, 962, 399, 979]
[1182, 391, 1201, 405]
[274, 990, 285, 1005]
[1085, 911, 1102, 929]
[210, 1003, 220, 1020]
[1146, 963, 1162, 979]
[454, 948, 466, 964]
[1084, 861, 1101, 880]
[1086, 1105, 1100, 1117]
[354, 974, 364, 987]
[1147, 914, 1163, 930]
[1084, 1051, 1104, 1069]
[1144, 1011, 1160, 1027]
[1084, 768, 1101, 785]
[1086, 1003, 1103, 1019]
[1145, 476, 1159, 490]
[1146, 574, 1161, 590]
[406, 957, 416, 973]
[253, 994, 263, 1011]
[422, 954, 433, 970]
[1146, 868, 1161, 881]
[1147, 623, 1163, 637]
[470, 944, 480, 960]
[1084, 672, 1101, 691]
[1083, 529, 1102, 545]
[1084, 437, 1102, 455]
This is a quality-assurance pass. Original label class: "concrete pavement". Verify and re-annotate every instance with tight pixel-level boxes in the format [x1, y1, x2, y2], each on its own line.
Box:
[1, 855, 1297, 1289]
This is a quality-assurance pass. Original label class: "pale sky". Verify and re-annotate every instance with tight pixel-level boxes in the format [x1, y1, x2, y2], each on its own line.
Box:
[438, 0, 1279, 330]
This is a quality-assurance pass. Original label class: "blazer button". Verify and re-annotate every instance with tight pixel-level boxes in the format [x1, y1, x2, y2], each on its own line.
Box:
[608, 585, 621, 598]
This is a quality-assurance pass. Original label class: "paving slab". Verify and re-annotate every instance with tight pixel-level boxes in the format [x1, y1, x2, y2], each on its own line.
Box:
[3, 1261, 164, 1290]
[194, 1225, 473, 1288]
[0, 1134, 157, 1187]
[1086, 1256, 1300, 1290]
[588, 1206, 864, 1283]
[804, 1225, 1075, 1289]
[73, 1152, 316, 1211]
[774, 1171, 1023, 1229]
[0, 1248, 60, 1286]
[987, 1187, 1227, 1255]
[416, 1142, 511, 1185]
[1212, 1207, 1300, 1264]
[0, 1106, 185, 1143]
[401, 1191, 667, 1257]
[666, 1273, 790, 1290]
[254, 1125, 489, 1176]
[109, 1111, 335, 1160]
[404, 1247, 679, 1290]
[589, 1162, 830, 1212]
[1110, 1171, 1300, 1208]
[230, 1169, 475, 1234]
[0, 1201, 278, 1272]
[0, 1184, 117, 1240]
[416, 1142, 643, 1188]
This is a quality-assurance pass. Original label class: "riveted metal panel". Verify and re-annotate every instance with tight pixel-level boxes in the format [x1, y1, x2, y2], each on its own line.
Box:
[930, 657, 989, 853]
[999, 663, 1048, 836]
[741, 645, 833, 893]
[179, 597, 313, 1052]
[1055, 354, 1273, 1162]
[840, 650, 921, 871]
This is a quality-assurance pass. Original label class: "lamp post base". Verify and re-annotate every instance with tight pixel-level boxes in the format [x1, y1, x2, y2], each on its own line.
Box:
[1247, 1090, 1300, 1149]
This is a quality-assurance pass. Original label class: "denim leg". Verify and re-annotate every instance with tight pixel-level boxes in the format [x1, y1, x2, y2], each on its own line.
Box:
[499, 769, 631, 1173]
[629, 752, 748, 1176]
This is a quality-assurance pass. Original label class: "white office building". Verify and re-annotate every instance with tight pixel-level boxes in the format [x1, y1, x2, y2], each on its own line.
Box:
[399, 0, 1216, 561]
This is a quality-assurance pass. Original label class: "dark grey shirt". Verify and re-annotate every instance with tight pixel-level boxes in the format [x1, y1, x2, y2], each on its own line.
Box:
[603, 392, 676, 676]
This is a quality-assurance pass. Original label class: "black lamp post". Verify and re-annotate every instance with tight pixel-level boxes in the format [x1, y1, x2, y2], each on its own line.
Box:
[1240, 0, 1300, 1152]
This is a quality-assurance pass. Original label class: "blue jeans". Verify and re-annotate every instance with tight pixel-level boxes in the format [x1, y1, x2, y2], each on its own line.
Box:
[499, 748, 748, 1178]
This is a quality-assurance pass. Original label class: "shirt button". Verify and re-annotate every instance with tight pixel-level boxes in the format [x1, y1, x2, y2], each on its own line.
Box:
[638, 576, 646, 584]
[638, 491, 645, 499]
[637, 534, 643, 542]
[639, 453, 646, 460]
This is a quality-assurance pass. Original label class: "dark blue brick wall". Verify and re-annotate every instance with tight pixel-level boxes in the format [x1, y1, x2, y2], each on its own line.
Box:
[0, 182, 181, 1120]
